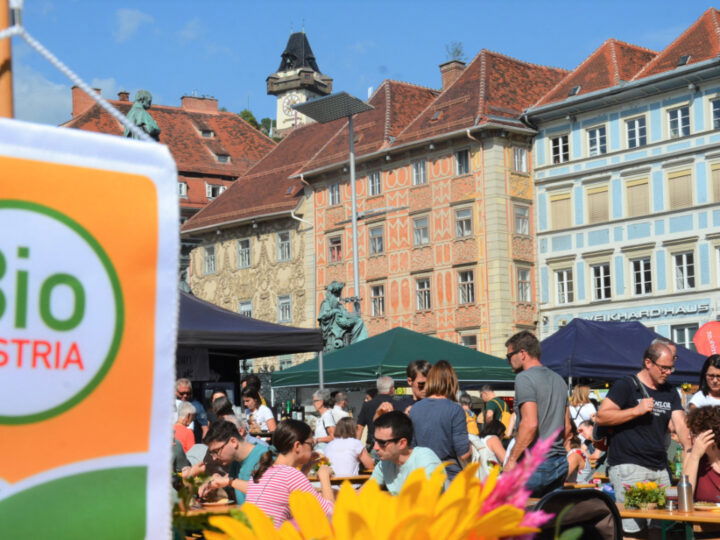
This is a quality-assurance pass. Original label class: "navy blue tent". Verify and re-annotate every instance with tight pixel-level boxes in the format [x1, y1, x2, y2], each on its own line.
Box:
[177, 291, 323, 358]
[540, 319, 706, 385]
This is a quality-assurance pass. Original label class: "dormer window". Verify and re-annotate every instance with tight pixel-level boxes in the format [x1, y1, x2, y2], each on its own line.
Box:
[206, 183, 226, 199]
[201, 129, 215, 138]
[178, 182, 188, 198]
[677, 55, 691, 67]
[568, 85, 581, 96]
[216, 154, 230, 163]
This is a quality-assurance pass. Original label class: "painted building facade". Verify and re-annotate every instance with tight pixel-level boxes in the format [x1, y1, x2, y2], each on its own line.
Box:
[527, 9, 720, 349]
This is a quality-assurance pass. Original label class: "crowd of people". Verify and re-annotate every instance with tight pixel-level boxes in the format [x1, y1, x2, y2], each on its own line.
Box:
[171, 334, 720, 538]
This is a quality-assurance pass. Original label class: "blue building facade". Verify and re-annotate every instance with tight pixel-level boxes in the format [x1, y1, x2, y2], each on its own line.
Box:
[527, 56, 720, 349]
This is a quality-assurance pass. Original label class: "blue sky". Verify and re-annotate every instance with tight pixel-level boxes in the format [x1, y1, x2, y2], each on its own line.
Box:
[10, 1, 717, 126]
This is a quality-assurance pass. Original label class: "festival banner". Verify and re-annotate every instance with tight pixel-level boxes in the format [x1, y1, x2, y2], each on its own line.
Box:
[693, 320, 720, 356]
[0, 118, 178, 539]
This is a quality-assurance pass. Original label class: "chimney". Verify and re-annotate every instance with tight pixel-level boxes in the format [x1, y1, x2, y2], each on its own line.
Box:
[71, 86, 101, 117]
[118, 90, 130, 101]
[439, 60, 466, 90]
[181, 95, 219, 113]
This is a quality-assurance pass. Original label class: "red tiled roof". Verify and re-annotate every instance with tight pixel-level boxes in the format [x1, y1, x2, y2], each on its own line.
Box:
[181, 119, 344, 232]
[634, 8, 720, 80]
[63, 101, 276, 178]
[299, 80, 439, 173]
[394, 50, 567, 145]
[536, 39, 657, 107]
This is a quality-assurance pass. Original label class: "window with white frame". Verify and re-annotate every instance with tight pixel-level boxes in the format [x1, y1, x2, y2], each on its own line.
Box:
[368, 171, 381, 196]
[237, 238, 251, 268]
[369, 226, 384, 255]
[216, 154, 230, 163]
[667, 169, 693, 209]
[587, 126, 607, 156]
[516, 267, 531, 302]
[587, 185, 609, 224]
[204, 246, 216, 274]
[591, 262, 611, 300]
[549, 192, 572, 230]
[238, 300, 252, 318]
[279, 355, 293, 370]
[458, 270, 475, 304]
[328, 235, 342, 263]
[551, 135, 569, 164]
[712, 99, 720, 130]
[455, 207, 472, 237]
[206, 183, 226, 199]
[329, 183, 341, 205]
[416, 278, 431, 310]
[178, 182, 188, 197]
[461, 335, 477, 349]
[672, 323, 699, 352]
[455, 149, 470, 175]
[632, 257, 652, 295]
[556, 268, 574, 304]
[626, 117, 647, 148]
[513, 147, 527, 173]
[277, 231, 291, 262]
[412, 160, 427, 185]
[514, 205, 530, 235]
[668, 106, 690, 138]
[626, 178, 650, 217]
[371, 284, 385, 317]
[712, 165, 720, 203]
[278, 295, 292, 323]
[674, 251, 695, 290]
[413, 216, 429, 246]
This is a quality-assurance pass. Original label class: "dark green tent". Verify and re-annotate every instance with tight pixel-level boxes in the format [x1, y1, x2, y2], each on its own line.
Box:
[271, 327, 514, 388]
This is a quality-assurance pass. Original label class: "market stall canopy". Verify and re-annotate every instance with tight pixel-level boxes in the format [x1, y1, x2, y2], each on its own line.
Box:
[272, 327, 514, 387]
[540, 319, 706, 384]
[177, 291, 323, 358]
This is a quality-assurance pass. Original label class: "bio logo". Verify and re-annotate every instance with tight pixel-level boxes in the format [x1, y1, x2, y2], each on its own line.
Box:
[0, 201, 123, 424]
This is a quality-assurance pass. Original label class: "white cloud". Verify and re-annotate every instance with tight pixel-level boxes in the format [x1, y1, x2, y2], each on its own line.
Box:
[113, 8, 154, 44]
[178, 18, 204, 41]
[90, 77, 121, 100]
[13, 62, 71, 126]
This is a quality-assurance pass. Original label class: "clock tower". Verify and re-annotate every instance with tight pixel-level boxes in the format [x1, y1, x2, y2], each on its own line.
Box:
[267, 32, 333, 135]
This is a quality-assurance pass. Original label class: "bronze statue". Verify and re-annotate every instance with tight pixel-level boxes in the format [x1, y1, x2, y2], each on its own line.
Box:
[318, 281, 368, 352]
[124, 90, 160, 141]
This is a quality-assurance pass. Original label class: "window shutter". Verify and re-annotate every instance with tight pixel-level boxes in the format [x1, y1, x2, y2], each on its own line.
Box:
[668, 170, 692, 209]
[587, 186, 609, 224]
[550, 193, 571, 229]
[712, 166, 720, 203]
[626, 179, 649, 217]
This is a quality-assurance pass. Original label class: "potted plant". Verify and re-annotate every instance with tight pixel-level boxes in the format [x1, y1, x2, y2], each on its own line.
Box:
[623, 481, 667, 510]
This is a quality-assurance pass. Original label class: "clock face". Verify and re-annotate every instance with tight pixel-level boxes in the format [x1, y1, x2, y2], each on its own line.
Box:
[282, 93, 301, 115]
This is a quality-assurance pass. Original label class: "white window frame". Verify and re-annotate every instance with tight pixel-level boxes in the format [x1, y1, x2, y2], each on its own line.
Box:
[278, 295, 292, 323]
[631, 257, 652, 296]
[626, 116, 647, 148]
[672, 323, 699, 352]
[178, 182, 188, 198]
[591, 262, 612, 301]
[455, 149, 470, 175]
[412, 159, 427, 185]
[668, 105, 690, 138]
[513, 147, 527, 173]
[712, 98, 720, 130]
[279, 355, 293, 370]
[455, 207, 472, 238]
[237, 238, 251, 269]
[673, 251, 695, 290]
[206, 183, 226, 199]
[369, 225, 384, 255]
[329, 183, 341, 205]
[277, 231, 291, 262]
[328, 235, 342, 263]
[238, 300, 252, 318]
[413, 216, 429, 246]
[556, 268, 574, 305]
[204, 246, 216, 275]
[551, 134, 569, 164]
[368, 171, 381, 196]
[587, 125, 607, 156]
[216, 154, 231, 163]
[458, 270, 475, 304]
[514, 205, 529, 235]
[371, 284, 385, 317]
[516, 266, 532, 302]
[416, 277, 431, 311]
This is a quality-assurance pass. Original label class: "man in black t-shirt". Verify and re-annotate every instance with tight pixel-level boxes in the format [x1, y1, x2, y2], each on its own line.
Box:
[597, 342, 691, 537]
[356, 375, 405, 449]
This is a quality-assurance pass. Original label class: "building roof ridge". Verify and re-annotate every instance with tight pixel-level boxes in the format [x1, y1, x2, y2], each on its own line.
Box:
[383, 83, 392, 141]
[382, 79, 440, 93]
[479, 48, 569, 74]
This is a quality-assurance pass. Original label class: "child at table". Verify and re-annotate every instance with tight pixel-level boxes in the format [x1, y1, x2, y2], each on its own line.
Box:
[325, 418, 375, 477]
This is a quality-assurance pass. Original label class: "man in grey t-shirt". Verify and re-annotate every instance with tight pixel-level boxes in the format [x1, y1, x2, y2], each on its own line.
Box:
[505, 331, 571, 497]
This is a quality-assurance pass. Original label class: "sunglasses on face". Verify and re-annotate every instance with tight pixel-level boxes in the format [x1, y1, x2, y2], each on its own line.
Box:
[177, 391, 192, 397]
[375, 437, 401, 448]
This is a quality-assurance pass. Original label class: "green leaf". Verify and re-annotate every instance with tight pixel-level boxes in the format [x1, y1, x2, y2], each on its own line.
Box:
[558, 527, 584, 540]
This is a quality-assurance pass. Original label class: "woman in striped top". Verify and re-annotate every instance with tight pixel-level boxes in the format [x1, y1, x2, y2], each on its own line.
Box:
[246, 419, 334, 527]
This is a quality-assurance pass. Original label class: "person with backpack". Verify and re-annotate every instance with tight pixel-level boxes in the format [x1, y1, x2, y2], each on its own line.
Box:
[480, 384, 510, 434]
[596, 341, 692, 538]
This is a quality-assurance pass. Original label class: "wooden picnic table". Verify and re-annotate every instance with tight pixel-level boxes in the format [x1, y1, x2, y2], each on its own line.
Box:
[617, 503, 720, 539]
[181, 503, 242, 517]
[307, 474, 372, 485]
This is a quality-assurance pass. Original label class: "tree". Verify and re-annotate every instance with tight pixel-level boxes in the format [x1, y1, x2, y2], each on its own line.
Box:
[445, 41, 466, 62]
[238, 108, 260, 129]
[260, 117, 276, 137]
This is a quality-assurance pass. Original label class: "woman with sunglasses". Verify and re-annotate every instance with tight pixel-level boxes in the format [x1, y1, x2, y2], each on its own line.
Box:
[688, 355, 720, 409]
[246, 420, 334, 527]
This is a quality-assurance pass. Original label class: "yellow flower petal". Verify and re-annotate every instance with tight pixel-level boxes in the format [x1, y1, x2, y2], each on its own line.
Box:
[241, 503, 282, 539]
[429, 498, 468, 538]
[203, 531, 232, 540]
[208, 515, 255, 539]
[331, 481, 360, 539]
[288, 491, 333, 539]
[277, 520, 305, 540]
